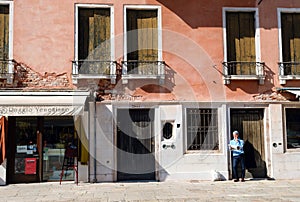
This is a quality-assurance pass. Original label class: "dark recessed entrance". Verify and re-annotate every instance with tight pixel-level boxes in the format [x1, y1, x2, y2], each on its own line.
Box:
[117, 109, 155, 181]
[230, 109, 267, 179]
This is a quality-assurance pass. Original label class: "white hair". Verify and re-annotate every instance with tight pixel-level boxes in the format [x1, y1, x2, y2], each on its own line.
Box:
[233, 131, 239, 135]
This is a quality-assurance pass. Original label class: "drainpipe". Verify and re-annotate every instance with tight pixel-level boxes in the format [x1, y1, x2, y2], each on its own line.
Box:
[93, 91, 97, 183]
[87, 103, 90, 183]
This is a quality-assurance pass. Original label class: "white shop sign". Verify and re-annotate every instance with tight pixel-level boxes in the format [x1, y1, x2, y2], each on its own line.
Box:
[16, 145, 27, 153]
[0, 105, 83, 116]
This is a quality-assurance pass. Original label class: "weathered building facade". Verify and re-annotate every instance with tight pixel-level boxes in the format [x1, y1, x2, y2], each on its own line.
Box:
[0, 0, 300, 184]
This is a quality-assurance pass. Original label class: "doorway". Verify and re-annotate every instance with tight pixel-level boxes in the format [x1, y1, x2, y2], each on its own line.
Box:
[117, 109, 155, 181]
[7, 116, 76, 184]
[230, 109, 267, 178]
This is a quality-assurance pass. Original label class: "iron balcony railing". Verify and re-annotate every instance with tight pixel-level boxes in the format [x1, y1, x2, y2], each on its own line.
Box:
[0, 59, 15, 84]
[278, 62, 300, 76]
[72, 60, 116, 75]
[122, 60, 165, 76]
[0, 59, 14, 75]
[222, 61, 265, 76]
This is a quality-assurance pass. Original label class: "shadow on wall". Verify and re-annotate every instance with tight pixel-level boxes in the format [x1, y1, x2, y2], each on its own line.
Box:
[157, 0, 259, 28]
[225, 64, 275, 95]
[111, 63, 177, 100]
[244, 140, 267, 178]
[139, 63, 176, 93]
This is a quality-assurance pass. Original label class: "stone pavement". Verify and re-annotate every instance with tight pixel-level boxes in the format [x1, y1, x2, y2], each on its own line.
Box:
[0, 179, 299, 202]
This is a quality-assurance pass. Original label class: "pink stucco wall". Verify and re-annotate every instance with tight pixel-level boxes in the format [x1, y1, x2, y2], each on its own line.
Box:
[12, 0, 300, 101]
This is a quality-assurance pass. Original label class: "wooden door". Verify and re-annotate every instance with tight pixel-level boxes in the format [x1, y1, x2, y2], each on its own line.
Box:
[117, 109, 155, 181]
[230, 109, 267, 178]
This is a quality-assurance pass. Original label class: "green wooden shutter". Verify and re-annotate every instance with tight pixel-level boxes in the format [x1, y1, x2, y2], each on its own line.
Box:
[0, 5, 9, 74]
[226, 12, 256, 75]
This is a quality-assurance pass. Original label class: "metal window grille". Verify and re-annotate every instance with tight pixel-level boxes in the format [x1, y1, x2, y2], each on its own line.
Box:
[187, 108, 218, 150]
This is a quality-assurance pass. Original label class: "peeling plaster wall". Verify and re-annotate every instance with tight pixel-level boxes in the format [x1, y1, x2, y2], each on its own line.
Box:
[3, 0, 299, 100]
[0, 62, 73, 89]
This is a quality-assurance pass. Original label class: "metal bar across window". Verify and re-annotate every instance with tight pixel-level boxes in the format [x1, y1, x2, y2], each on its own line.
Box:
[278, 62, 300, 76]
[222, 61, 265, 76]
[72, 60, 116, 75]
[122, 60, 165, 75]
[187, 108, 218, 151]
[0, 59, 15, 75]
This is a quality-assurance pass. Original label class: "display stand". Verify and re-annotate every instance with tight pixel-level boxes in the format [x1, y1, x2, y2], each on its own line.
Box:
[59, 145, 78, 185]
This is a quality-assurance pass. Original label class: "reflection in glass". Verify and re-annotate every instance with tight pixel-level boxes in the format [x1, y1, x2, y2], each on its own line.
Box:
[42, 117, 76, 181]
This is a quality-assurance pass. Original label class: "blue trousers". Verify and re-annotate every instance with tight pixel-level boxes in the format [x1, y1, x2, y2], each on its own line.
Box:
[232, 154, 245, 180]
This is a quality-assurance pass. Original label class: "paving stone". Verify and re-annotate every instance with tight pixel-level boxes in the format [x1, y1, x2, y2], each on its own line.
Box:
[0, 180, 299, 201]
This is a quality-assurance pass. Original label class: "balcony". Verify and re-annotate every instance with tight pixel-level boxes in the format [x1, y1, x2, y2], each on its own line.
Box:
[0, 59, 14, 85]
[222, 61, 265, 85]
[278, 62, 300, 85]
[72, 60, 116, 84]
[121, 60, 165, 84]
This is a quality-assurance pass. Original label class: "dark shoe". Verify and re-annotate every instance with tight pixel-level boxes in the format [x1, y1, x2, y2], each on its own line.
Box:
[241, 178, 245, 182]
[233, 179, 239, 182]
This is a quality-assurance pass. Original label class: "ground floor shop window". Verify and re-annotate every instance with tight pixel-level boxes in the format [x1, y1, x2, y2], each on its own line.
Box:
[286, 108, 300, 149]
[8, 116, 77, 183]
[186, 108, 218, 150]
[43, 117, 76, 181]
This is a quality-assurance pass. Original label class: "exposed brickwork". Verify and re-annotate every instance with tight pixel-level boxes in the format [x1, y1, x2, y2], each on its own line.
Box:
[252, 91, 297, 101]
[1, 62, 74, 89]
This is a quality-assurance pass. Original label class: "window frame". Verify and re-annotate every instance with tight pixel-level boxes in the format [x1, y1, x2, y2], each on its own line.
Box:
[184, 107, 220, 153]
[122, 5, 163, 83]
[222, 7, 264, 85]
[278, 8, 300, 84]
[73, 4, 115, 84]
[0, 1, 13, 83]
[284, 107, 300, 150]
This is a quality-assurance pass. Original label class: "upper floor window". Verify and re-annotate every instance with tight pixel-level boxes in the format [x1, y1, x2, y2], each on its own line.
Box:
[186, 108, 219, 151]
[278, 10, 300, 84]
[0, 3, 13, 84]
[122, 6, 164, 84]
[222, 9, 264, 85]
[73, 5, 115, 84]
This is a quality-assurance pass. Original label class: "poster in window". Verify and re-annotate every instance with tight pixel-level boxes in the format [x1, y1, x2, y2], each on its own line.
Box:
[25, 158, 37, 175]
